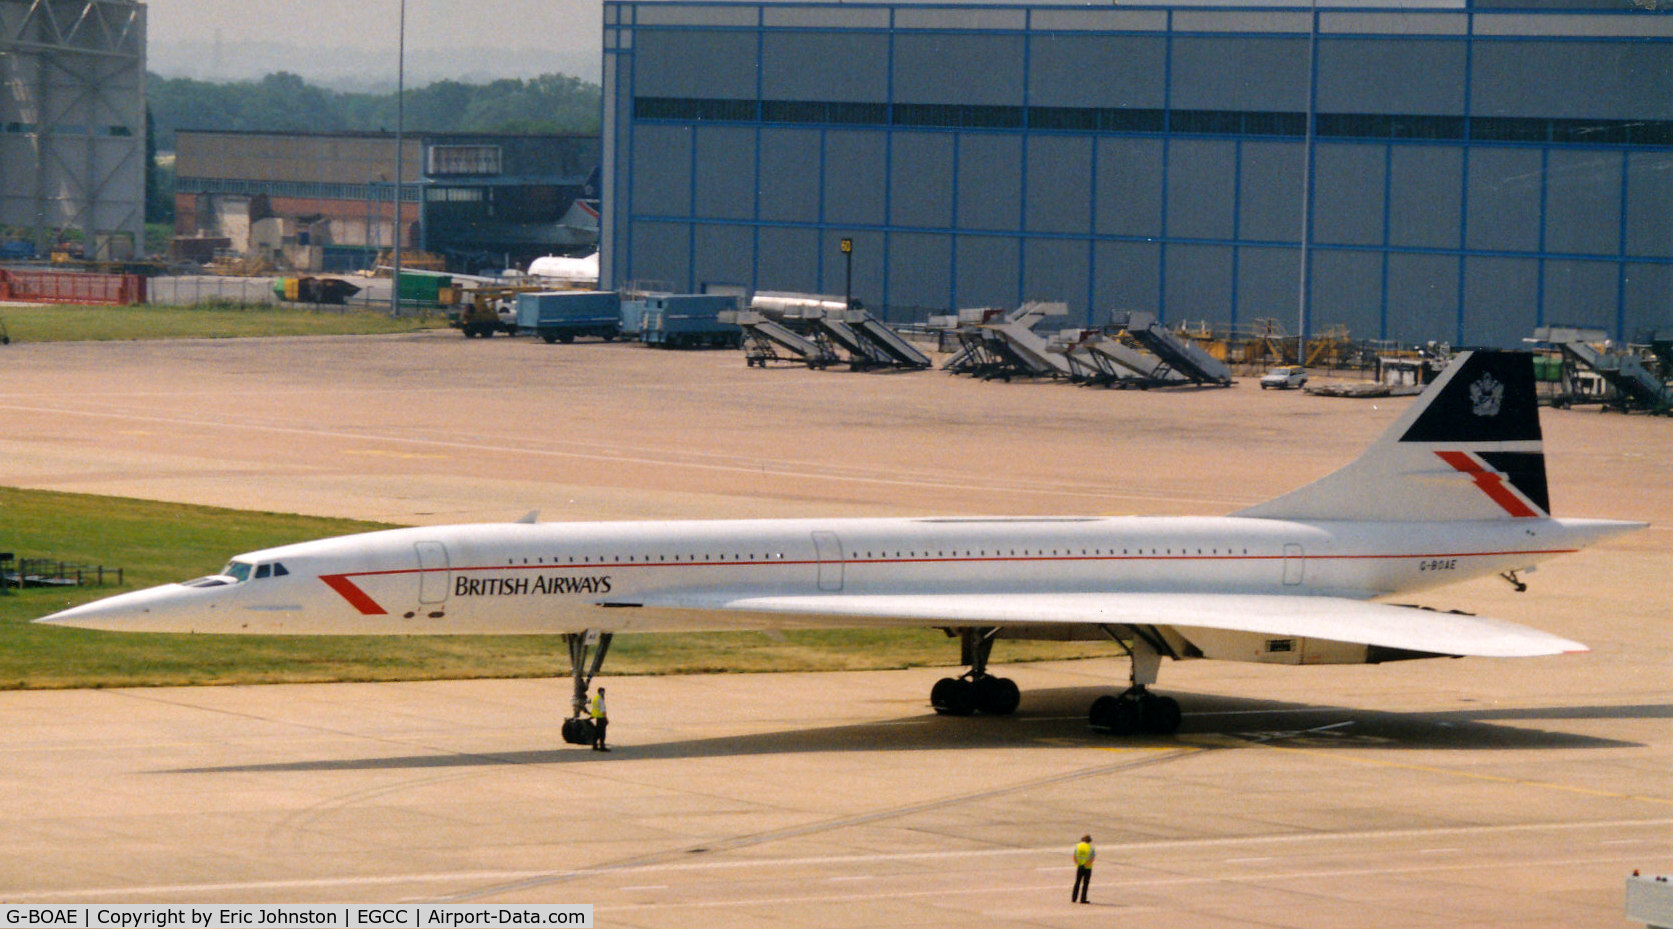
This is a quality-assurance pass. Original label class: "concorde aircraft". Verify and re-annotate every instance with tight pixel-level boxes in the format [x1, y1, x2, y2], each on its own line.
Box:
[38, 351, 1644, 742]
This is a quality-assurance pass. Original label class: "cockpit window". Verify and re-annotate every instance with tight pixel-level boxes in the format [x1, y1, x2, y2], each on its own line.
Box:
[210, 560, 287, 584]
[181, 576, 230, 588]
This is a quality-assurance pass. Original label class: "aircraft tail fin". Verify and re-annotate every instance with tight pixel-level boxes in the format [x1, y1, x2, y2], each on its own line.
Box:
[1236, 351, 1550, 522]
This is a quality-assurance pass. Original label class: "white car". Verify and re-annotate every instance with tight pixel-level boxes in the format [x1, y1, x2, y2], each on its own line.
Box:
[1260, 366, 1308, 389]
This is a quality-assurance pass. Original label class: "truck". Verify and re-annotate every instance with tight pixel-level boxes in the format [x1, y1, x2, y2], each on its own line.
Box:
[637, 294, 744, 349]
[449, 286, 535, 337]
[516, 291, 623, 343]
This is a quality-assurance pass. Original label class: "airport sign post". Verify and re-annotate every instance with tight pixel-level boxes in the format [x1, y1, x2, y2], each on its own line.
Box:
[840, 237, 853, 310]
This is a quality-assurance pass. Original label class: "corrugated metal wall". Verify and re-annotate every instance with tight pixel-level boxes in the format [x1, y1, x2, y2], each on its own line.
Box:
[603, 2, 1673, 346]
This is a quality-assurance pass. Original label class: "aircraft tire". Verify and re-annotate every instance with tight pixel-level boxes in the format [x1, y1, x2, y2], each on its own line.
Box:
[1088, 695, 1117, 730]
[1089, 695, 1140, 736]
[561, 717, 596, 745]
[974, 676, 1020, 715]
[1139, 695, 1182, 735]
[931, 677, 976, 716]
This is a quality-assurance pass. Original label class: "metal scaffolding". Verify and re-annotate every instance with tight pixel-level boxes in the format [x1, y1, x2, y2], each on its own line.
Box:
[0, 0, 146, 257]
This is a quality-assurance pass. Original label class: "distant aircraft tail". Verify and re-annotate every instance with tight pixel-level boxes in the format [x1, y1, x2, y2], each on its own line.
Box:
[1236, 351, 1550, 522]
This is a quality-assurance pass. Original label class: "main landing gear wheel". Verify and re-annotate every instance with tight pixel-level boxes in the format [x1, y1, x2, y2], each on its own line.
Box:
[1087, 625, 1184, 736]
[1088, 689, 1181, 736]
[931, 675, 1020, 716]
[930, 627, 1020, 716]
[974, 674, 1020, 715]
[931, 677, 976, 716]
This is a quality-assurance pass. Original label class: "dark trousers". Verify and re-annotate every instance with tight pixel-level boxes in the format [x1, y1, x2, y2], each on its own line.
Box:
[592, 718, 608, 749]
[1072, 866, 1091, 902]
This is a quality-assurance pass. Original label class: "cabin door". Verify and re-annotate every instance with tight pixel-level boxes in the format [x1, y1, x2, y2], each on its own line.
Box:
[1282, 543, 1305, 586]
[812, 531, 844, 592]
[415, 541, 452, 604]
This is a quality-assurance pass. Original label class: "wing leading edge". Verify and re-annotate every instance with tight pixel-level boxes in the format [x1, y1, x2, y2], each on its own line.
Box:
[619, 591, 1585, 659]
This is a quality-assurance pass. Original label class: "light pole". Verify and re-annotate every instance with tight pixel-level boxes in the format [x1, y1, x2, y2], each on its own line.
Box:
[1296, 2, 1317, 367]
[390, 0, 407, 316]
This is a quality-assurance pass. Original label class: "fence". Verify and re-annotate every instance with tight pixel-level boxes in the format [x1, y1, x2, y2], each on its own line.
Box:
[146, 276, 282, 306]
[0, 557, 123, 591]
[0, 269, 146, 305]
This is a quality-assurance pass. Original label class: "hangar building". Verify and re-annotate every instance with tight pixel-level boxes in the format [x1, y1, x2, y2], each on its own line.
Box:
[175, 130, 601, 272]
[600, 0, 1673, 346]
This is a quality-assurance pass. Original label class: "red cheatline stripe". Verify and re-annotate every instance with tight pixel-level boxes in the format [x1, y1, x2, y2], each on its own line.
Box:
[1436, 450, 1540, 518]
[320, 574, 387, 615]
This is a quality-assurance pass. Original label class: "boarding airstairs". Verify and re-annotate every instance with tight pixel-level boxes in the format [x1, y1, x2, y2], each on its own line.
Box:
[1535, 326, 1671, 412]
[1048, 329, 1181, 387]
[1048, 329, 1113, 383]
[723, 309, 841, 368]
[1116, 312, 1234, 386]
[955, 302, 1072, 379]
[807, 311, 893, 369]
[848, 310, 933, 368]
[938, 303, 1076, 379]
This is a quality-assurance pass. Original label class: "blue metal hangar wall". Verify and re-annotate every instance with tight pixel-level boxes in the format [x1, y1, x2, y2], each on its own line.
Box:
[600, 1, 1673, 346]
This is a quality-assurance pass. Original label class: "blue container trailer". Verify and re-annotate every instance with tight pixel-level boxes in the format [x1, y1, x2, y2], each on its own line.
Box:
[516, 291, 622, 343]
[638, 293, 744, 349]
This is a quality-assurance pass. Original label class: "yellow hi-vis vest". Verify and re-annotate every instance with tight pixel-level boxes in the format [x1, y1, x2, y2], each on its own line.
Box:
[590, 693, 606, 719]
[1074, 842, 1094, 868]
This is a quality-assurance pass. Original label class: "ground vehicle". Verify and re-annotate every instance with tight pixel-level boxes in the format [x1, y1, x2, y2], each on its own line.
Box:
[1260, 365, 1308, 389]
[450, 287, 530, 338]
[639, 294, 744, 349]
[272, 277, 361, 305]
[517, 291, 622, 343]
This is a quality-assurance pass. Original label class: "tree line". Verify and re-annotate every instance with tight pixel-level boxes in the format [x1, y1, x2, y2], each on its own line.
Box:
[148, 71, 603, 151]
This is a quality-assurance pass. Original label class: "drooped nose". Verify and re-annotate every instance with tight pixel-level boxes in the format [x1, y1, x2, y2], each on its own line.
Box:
[35, 584, 207, 631]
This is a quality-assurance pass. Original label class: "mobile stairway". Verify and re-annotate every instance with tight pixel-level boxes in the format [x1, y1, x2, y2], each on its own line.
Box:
[1536, 326, 1671, 412]
[1116, 312, 1234, 386]
[1047, 329, 1182, 387]
[804, 310, 893, 369]
[972, 328, 1057, 380]
[936, 309, 998, 375]
[939, 302, 1075, 379]
[1048, 329, 1114, 384]
[938, 309, 1020, 378]
[988, 301, 1074, 378]
[1651, 340, 1673, 379]
[723, 309, 841, 368]
[847, 309, 933, 368]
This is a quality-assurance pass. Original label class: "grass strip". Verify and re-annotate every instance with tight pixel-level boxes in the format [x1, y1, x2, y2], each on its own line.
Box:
[0, 302, 446, 342]
[0, 487, 1109, 689]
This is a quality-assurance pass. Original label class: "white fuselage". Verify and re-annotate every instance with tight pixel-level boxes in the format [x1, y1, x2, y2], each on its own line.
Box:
[52, 514, 1622, 636]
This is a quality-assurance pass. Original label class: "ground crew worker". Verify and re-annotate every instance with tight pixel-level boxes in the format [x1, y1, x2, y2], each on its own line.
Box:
[1071, 834, 1094, 903]
[590, 686, 609, 752]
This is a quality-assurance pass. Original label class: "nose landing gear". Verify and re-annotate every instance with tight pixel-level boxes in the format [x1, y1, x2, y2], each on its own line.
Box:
[559, 630, 612, 746]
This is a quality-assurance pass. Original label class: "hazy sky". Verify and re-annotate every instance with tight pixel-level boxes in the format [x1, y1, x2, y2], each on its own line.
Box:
[145, 0, 604, 83]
